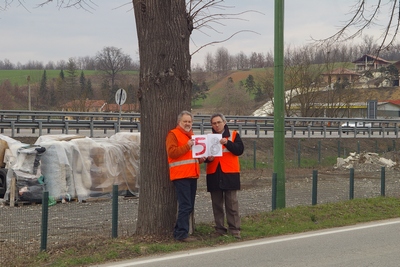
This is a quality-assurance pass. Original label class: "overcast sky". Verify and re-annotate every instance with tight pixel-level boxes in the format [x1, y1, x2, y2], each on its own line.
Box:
[0, 1, 387, 67]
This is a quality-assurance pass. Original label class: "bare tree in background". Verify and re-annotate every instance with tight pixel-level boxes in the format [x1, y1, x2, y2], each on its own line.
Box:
[214, 46, 231, 72]
[96, 46, 132, 92]
[316, 0, 400, 55]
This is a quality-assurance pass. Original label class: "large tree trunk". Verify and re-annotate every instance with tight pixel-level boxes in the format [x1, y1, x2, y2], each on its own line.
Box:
[133, 0, 192, 236]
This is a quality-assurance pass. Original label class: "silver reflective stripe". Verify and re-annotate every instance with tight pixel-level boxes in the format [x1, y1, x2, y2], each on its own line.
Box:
[169, 158, 198, 167]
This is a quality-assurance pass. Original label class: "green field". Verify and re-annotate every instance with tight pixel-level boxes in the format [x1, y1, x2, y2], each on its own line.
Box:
[0, 70, 139, 86]
[0, 70, 95, 86]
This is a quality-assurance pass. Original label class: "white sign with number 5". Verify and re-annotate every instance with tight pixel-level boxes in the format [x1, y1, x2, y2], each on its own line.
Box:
[192, 134, 223, 158]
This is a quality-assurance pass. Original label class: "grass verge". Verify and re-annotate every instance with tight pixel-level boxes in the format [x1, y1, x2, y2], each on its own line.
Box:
[19, 197, 400, 267]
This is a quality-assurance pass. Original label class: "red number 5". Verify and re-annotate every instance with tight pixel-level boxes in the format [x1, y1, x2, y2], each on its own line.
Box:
[194, 137, 206, 156]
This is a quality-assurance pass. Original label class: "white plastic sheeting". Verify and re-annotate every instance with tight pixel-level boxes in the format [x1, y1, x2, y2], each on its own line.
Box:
[3, 132, 140, 203]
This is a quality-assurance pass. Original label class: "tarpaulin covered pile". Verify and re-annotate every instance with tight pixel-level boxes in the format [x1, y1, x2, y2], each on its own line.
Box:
[2, 132, 140, 203]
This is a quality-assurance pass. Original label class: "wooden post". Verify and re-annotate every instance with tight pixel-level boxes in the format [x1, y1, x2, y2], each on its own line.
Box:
[9, 175, 16, 207]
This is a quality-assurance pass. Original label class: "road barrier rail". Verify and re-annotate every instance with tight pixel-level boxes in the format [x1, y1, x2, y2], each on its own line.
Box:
[0, 110, 398, 138]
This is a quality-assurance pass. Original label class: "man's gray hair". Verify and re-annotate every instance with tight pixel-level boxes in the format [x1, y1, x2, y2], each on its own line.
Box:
[210, 113, 226, 123]
[177, 110, 193, 123]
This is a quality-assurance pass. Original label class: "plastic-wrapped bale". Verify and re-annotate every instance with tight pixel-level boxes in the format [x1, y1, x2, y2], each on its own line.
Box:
[40, 142, 73, 201]
[109, 132, 140, 191]
[91, 133, 140, 195]
[68, 138, 93, 201]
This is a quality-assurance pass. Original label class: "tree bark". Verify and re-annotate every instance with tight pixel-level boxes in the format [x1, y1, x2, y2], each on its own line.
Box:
[132, 0, 192, 236]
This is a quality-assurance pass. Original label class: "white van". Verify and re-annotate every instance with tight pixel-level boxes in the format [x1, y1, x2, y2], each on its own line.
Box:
[341, 121, 372, 133]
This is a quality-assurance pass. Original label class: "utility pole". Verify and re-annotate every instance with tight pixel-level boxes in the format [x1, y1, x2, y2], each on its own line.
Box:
[27, 75, 31, 110]
[274, 0, 286, 208]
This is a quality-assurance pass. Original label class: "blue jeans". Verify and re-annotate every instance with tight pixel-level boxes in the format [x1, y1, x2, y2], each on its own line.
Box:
[173, 178, 197, 240]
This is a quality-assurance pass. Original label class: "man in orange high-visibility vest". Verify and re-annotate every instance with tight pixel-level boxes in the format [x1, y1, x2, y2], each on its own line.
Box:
[206, 113, 244, 239]
[166, 110, 205, 242]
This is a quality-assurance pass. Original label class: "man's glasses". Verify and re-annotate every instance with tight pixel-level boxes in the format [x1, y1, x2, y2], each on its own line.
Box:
[212, 121, 224, 125]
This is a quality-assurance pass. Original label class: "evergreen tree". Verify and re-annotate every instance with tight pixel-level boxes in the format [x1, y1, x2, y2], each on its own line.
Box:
[56, 69, 67, 105]
[79, 71, 86, 98]
[86, 79, 93, 99]
[191, 81, 209, 105]
[38, 70, 48, 109]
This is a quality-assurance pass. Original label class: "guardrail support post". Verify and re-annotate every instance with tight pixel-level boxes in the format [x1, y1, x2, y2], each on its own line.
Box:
[38, 121, 42, 136]
[10, 121, 15, 137]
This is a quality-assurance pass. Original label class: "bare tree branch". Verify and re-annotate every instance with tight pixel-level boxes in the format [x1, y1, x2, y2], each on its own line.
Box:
[187, 0, 264, 55]
[191, 30, 260, 55]
[314, 0, 400, 56]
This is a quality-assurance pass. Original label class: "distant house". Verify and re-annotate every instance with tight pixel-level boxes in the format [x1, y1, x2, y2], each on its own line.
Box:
[321, 68, 360, 84]
[62, 100, 107, 112]
[352, 54, 391, 72]
[103, 103, 137, 113]
[377, 100, 400, 118]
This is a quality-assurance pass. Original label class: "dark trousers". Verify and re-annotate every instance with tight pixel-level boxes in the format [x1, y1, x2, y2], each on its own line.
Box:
[173, 178, 197, 240]
[210, 189, 240, 235]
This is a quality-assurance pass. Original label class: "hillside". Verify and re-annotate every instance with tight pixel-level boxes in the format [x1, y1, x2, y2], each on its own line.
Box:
[192, 68, 400, 116]
[2, 68, 400, 115]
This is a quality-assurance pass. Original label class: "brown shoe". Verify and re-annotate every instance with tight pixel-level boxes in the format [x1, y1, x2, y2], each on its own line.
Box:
[232, 233, 241, 239]
[178, 237, 197, 242]
[211, 232, 226, 238]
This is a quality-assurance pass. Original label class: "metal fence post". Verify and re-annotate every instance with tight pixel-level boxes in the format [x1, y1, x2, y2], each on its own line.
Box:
[381, 167, 386, 197]
[349, 168, 354, 200]
[312, 170, 318, 205]
[40, 191, 49, 251]
[112, 184, 119, 238]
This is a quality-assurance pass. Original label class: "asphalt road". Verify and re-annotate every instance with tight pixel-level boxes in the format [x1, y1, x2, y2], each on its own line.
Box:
[95, 218, 400, 267]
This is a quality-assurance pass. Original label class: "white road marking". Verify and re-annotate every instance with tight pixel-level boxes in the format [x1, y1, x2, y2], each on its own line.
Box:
[99, 218, 400, 267]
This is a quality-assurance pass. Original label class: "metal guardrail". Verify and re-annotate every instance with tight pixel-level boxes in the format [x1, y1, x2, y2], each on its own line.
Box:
[0, 110, 398, 138]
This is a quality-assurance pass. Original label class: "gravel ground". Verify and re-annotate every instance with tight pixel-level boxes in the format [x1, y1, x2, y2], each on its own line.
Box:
[2, 166, 400, 244]
[2, 137, 400, 264]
